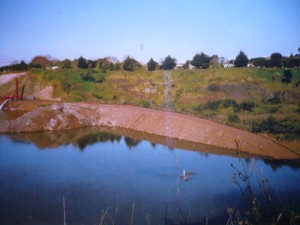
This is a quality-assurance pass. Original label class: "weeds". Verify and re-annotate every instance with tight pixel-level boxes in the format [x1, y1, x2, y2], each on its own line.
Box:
[4, 68, 299, 140]
[252, 116, 300, 140]
[229, 158, 300, 225]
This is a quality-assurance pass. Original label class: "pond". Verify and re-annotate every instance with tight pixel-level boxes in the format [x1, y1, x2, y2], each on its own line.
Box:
[0, 127, 299, 225]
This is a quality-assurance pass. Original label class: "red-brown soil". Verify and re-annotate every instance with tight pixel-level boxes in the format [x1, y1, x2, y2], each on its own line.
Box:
[0, 100, 299, 159]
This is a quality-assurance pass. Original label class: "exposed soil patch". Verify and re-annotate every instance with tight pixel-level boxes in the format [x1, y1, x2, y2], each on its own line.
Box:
[207, 83, 268, 101]
[33, 86, 61, 101]
[0, 101, 298, 159]
[0, 72, 27, 85]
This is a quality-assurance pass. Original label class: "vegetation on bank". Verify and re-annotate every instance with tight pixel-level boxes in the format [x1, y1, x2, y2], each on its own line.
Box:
[1, 66, 300, 142]
[0, 61, 300, 140]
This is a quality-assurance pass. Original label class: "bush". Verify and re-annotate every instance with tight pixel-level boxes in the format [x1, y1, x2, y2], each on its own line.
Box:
[195, 99, 239, 112]
[282, 69, 292, 83]
[251, 117, 300, 138]
[123, 56, 142, 71]
[78, 56, 88, 69]
[228, 114, 240, 123]
[61, 78, 73, 93]
[81, 71, 96, 82]
[204, 100, 222, 111]
[252, 116, 278, 133]
[239, 101, 255, 112]
[268, 97, 281, 104]
[268, 107, 278, 113]
[194, 104, 204, 112]
[162, 55, 177, 70]
[141, 100, 151, 108]
[223, 99, 238, 108]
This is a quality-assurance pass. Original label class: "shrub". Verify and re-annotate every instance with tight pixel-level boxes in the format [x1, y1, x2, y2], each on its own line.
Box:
[81, 71, 96, 82]
[282, 69, 292, 83]
[268, 107, 278, 113]
[204, 100, 222, 111]
[268, 97, 281, 104]
[123, 56, 142, 71]
[228, 114, 240, 123]
[194, 104, 204, 112]
[239, 101, 255, 112]
[61, 78, 73, 93]
[78, 56, 88, 69]
[252, 117, 300, 140]
[223, 99, 238, 108]
[141, 100, 151, 108]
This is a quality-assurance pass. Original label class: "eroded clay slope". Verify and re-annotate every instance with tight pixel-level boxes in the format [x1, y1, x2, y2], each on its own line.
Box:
[0, 102, 298, 159]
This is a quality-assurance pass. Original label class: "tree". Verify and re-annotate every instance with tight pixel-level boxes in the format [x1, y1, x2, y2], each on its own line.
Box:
[77, 56, 88, 69]
[147, 58, 158, 71]
[17, 60, 28, 70]
[270, 53, 282, 68]
[87, 60, 96, 69]
[31, 56, 51, 69]
[250, 57, 270, 67]
[209, 55, 222, 68]
[191, 52, 210, 69]
[234, 51, 248, 67]
[162, 55, 176, 70]
[62, 59, 72, 69]
[115, 62, 121, 70]
[282, 70, 292, 83]
[182, 60, 190, 69]
[98, 58, 109, 72]
[108, 62, 115, 71]
[123, 56, 141, 71]
[8, 60, 28, 71]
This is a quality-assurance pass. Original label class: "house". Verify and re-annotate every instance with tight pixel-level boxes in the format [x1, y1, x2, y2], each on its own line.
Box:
[223, 63, 234, 68]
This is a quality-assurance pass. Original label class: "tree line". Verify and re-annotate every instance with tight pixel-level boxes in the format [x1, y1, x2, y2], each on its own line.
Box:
[1, 48, 300, 72]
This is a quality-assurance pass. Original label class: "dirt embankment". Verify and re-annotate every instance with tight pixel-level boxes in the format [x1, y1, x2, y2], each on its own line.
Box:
[0, 101, 298, 159]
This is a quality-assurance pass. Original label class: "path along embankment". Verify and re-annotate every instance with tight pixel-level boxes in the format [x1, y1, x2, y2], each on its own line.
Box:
[0, 101, 298, 159]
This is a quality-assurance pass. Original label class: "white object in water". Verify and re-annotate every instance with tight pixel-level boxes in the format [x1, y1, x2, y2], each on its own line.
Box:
[183, 169, 188, 181]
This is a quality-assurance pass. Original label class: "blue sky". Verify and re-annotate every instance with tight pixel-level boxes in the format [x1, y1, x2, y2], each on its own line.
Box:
[0, 0, 299, 66]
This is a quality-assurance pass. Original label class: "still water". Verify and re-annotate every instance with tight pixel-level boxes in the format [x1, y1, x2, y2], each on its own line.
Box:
[0, 127, 299, 225]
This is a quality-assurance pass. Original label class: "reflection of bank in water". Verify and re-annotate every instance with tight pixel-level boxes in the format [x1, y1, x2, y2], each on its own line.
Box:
[3, 126, 264, 158]
[2, 125, 290, 160]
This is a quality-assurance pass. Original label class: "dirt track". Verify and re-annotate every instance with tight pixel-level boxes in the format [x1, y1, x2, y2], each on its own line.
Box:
[0, 101, 298, 159]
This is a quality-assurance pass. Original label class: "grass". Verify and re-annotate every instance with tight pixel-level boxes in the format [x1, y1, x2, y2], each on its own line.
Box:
[2, 67, 300, 140]
[229, 158, 300, 225]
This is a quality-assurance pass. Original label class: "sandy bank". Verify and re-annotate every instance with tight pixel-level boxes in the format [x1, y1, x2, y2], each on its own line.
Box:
[0, 101, 298, 159]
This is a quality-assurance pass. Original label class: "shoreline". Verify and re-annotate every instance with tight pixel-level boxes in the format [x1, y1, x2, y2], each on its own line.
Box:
[0, 100, 299, 159]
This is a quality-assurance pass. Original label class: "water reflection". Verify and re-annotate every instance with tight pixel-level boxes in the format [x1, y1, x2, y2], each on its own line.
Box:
[263, 159, 300, 171]
[77, 131, 122, 150]
[3, 126, 300, 170]
[0, 129, 300, 225]
[124, 137, 141, 149]
[4, 126, 259, 158]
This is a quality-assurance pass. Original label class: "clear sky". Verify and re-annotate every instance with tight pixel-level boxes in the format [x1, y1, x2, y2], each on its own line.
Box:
[0, 0, 299, 66]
